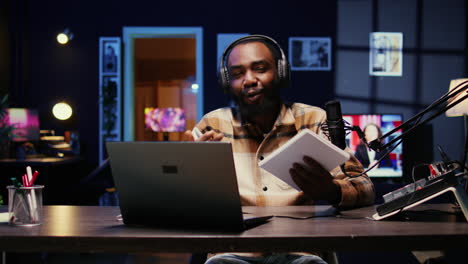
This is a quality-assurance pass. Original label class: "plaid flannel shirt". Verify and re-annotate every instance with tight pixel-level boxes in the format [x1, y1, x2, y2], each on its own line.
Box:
[195, 103, 375, 208]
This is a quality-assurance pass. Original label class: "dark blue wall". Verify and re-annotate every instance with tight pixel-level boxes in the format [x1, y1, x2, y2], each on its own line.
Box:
[7, 0, 337, 167]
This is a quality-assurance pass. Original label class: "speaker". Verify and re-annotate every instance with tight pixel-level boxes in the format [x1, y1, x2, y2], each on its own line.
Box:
[403, 124, 434, 182]
[218, 35, 290, 92]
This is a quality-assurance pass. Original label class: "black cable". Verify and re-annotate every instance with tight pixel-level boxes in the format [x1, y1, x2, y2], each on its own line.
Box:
[463, 116, 468, 192]
[265, 207, 339, 219]
[273, 215, 329, 220]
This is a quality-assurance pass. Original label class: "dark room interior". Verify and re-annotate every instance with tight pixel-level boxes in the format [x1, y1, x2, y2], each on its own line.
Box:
[0, 0, 467, 263]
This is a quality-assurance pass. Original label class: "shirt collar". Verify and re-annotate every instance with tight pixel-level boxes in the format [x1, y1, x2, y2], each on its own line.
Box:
[230, 103, 297, 130]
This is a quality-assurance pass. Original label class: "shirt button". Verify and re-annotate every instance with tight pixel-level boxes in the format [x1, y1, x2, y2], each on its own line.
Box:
[263, 186, 268, 191]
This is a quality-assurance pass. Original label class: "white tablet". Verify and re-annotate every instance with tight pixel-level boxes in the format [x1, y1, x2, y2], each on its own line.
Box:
[259, 129, 350, 190]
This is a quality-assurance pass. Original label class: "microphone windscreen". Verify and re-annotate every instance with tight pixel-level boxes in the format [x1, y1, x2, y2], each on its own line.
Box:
[325, 100, 342, 122]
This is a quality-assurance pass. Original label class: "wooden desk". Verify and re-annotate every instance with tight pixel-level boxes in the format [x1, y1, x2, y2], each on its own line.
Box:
[0, 204, 466, 253]
[0, 156, 81, 167]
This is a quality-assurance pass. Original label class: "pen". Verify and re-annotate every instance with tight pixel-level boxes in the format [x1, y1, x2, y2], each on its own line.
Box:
[25, 166, 38, 222]
[26, 166, 33, 184]
[30, 170, 39, 186]
[22, 174, 28, 187]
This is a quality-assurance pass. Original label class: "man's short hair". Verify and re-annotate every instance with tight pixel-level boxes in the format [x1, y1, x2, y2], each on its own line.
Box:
[224, 38, 282, 67]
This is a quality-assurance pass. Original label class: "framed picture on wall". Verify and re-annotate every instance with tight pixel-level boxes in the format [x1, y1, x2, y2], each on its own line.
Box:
[288, 37, 331, 71]
[99, 37, 121, 163]
[101, 76, 119, 140]
[369, 32, 403, 76]
[101, 40, 120, 74]
[217, 33, 249, 70]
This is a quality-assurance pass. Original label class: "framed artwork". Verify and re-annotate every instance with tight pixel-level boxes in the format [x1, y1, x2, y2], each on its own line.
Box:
[369, 32, 403, 76]
[217, 33, 249, 69]
[101, 40, 120, 74]
[99, 37, 121, 163]
[288, 37, 331, 71]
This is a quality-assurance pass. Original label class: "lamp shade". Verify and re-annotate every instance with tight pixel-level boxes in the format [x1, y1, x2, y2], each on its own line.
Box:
[446, 78, 468, 117]
[52, 102, 73, 120]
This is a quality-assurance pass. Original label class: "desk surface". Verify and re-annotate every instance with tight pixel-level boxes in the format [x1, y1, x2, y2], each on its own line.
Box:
[0, 205, 466, 253]
[0, 156, 81, 167]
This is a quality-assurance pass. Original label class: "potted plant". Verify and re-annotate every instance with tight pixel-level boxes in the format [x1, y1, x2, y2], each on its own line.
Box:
[0, 94, 16, 158]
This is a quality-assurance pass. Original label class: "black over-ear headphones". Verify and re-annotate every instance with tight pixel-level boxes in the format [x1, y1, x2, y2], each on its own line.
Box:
[218, 34, 290, 92]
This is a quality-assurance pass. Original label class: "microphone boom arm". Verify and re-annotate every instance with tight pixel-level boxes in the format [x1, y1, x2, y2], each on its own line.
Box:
[368, 81, 468, 152]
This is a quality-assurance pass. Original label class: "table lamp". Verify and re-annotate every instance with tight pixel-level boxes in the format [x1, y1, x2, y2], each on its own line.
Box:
[446, 78, 468, 171]
[144, 107, 186, 141]
[446, 78, 468, 117]
[50, 101, 77, 155]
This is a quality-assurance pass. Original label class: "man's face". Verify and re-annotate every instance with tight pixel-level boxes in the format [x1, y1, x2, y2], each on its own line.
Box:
[226, 42, 280, 117]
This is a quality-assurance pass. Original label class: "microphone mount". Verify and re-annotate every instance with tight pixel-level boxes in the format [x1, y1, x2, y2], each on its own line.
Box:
[365, 80, 468, 153]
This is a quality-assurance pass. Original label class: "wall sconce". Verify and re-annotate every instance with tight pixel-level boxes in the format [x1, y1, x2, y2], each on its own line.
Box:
[56, 28, 74, 45]
[52, 102, 73, 120]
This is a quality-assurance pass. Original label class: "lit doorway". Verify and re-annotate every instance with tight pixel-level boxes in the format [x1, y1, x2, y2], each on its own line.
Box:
[122, 27, 203, 141]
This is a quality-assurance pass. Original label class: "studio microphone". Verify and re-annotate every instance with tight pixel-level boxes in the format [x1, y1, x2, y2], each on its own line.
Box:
[324, 100, 347, 150]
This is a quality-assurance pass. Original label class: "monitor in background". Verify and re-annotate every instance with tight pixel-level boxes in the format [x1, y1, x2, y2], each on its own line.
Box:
[343, 114, 403, 178]
[144, 107, 186, 132]
[4, 108, 40, 142]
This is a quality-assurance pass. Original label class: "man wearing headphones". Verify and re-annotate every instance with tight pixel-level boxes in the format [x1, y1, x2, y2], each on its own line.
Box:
[184, 35, 375, 264]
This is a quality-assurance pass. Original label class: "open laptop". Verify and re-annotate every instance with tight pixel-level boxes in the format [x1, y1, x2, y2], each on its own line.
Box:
[106, 141, 273, 231]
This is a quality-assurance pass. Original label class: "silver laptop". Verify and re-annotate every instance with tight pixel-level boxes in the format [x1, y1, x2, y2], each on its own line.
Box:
[106, 141, 272, 231]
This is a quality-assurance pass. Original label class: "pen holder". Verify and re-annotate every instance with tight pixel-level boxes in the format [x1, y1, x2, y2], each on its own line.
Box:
[7, 185, 44, 226]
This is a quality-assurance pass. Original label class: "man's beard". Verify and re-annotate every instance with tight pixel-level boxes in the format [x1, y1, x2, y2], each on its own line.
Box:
[234, 87, 280, 119]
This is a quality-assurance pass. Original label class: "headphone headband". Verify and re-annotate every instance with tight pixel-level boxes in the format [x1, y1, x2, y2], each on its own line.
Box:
[218, 35, 290, 92]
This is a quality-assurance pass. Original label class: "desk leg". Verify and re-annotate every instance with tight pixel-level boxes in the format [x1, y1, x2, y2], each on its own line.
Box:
[452, 184, 468, 222]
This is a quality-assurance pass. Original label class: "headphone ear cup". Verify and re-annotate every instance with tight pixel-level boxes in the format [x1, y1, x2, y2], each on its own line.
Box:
[277, 60, 284, 80]
[218, 64, 230, 93]
[277, 58, 290, 88]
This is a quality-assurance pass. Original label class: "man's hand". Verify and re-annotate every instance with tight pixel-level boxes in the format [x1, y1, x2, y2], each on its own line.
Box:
[289, 155, 341, 204]
[183, 129, 224, 141]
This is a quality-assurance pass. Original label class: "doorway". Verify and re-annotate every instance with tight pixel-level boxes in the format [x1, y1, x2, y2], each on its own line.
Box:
[122, 27, 203, 141]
